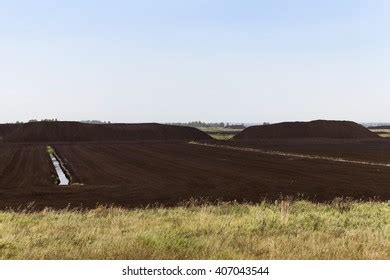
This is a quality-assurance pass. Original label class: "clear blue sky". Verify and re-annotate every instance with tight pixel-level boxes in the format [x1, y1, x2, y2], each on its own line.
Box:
[0, 0, 389, 123]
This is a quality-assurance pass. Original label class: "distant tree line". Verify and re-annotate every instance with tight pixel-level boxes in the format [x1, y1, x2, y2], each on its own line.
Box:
[168, 121, 226, 128]
[28, 118, 58, 123]
[167, 121, 272, 128]
[81, 120, 111, 124]
[4, 119, 58, 124]
[167, 121, 249, 128]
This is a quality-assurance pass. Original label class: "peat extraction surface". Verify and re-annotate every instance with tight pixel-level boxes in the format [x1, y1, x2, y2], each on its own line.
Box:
[3, 121, 212, 142]
[49, 142, 390, 202]
[0, 143, 390, 208]
[1, 141, 388, 210]
[234, 120, 379, 140]
[0, 143, 55, 190]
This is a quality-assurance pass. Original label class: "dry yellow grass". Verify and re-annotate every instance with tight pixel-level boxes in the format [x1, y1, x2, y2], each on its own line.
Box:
[0, 200, 389, 260]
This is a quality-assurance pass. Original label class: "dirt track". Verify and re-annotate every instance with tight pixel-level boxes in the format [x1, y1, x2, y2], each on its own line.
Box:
[1, 141, 389, 210]
[54, 142, 390, 203]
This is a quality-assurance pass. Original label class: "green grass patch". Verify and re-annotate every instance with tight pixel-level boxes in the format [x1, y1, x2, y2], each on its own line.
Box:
[0, 200, 389, 259]
[208, 133, 236, 140]
[46, 146, 55, 155]
[370, 129, 390, 137]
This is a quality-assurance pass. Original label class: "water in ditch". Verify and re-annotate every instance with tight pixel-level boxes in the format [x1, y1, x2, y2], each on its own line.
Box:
[50, 154, 70, 186]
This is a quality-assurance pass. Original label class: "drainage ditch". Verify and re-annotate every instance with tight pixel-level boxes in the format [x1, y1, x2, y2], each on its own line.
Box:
[47, 146, 70, 186]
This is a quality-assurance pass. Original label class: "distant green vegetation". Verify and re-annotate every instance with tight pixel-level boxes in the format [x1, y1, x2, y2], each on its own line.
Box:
[81, 120, 112, 124]
[167, 121, 247, 129]
[208, 133, 236, 140]
[198, 127, 243, 140]
[168, 121, 226, 128]
[0, 200, 388, 259]
[46, 146, 54, 155]
[370, 129, 390, 137]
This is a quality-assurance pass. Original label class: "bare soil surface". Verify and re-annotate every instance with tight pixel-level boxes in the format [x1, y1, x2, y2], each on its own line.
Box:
[0, 143, 55, 189]
[0, 141, 388, 210]
[0, 123, 22, 139]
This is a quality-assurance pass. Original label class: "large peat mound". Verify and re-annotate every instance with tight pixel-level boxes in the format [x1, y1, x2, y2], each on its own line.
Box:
[0, 123, 22, 140]
[234, 120, 379, 140]
[4, 121, 212, 142]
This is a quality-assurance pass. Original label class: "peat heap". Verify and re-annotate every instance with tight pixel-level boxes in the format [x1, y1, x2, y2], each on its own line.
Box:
[0, 123, 22, 140]
[4, 121, 212, 142]
[234, 120, 379, 140]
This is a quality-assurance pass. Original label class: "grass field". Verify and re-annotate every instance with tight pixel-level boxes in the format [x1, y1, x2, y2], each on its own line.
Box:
[370, 129, 390, 137]
[199, 127, 243, 140]
[0, 200, 388, 260]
